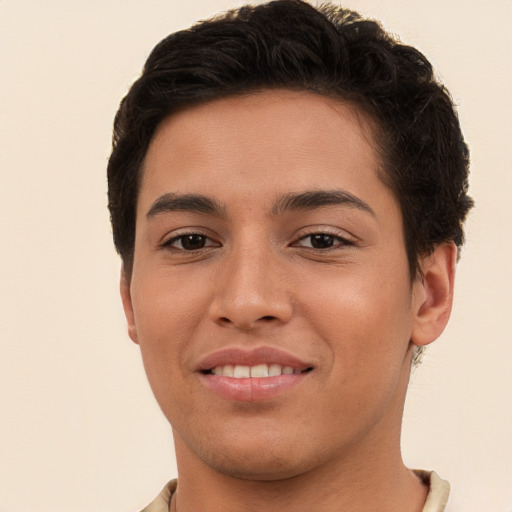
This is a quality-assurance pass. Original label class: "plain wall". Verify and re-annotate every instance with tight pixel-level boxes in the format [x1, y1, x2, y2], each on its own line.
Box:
[0, 1, 510, 510]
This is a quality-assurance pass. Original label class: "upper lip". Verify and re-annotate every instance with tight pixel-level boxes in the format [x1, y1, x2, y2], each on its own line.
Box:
[197, 346, 313, 372]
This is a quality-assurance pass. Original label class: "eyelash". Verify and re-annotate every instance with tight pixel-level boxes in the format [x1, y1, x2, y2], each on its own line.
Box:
[162, 231, 218, 252]
[292, 231, 355, 251]
[161, 230, 355, 253]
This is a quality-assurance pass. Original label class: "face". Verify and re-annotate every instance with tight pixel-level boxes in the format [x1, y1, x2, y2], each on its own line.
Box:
[123, 90, 432, 480]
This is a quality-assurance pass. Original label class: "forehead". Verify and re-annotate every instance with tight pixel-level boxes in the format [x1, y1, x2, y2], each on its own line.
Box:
[140, 90, 386, 212]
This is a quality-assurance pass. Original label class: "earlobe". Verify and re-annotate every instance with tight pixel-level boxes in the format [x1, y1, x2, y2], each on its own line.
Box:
[120, 267, 139, 344]
[411, 242, 457, 347]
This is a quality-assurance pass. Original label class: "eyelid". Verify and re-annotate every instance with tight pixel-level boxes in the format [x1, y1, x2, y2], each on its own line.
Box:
[291, 226, 358, 249]
[161, 228, 222, 250]
[294, 226, 357, 240]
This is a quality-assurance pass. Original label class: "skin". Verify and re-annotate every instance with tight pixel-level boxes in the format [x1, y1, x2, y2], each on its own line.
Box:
[121, 90, 456, 511]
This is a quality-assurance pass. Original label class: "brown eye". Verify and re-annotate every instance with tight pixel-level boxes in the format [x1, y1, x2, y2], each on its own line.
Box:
[164, 233, 219, 251]
[294, 232, 354, 250]
[309, 234, 335, 249]
[180, 234, 207, 250]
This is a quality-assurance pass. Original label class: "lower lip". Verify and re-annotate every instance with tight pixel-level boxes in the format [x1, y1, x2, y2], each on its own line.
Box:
[199, 373, 309, 402]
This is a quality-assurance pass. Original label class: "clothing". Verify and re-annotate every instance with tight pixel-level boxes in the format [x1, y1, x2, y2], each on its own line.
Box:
[140, 479, 176, 512]
[140, 471, 450, 512]
[416, 471, 451, 512]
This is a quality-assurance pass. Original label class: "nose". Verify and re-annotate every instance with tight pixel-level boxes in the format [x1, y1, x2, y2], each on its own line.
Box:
[208, 245, 293, 330]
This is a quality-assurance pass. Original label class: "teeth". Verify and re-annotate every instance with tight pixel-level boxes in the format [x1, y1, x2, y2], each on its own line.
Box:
[210, 363, 303, 378]
[222, 365, 234, 377]
[268, 363, 282, 376]
[250, 364, 268, 377]
[233, 365, 250, 378]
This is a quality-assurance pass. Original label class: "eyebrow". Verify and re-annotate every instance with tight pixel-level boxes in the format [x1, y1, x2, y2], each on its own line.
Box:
[146, 193, 225, 218]
[272, 190, 375, 217]
[146, 189, 375, 220]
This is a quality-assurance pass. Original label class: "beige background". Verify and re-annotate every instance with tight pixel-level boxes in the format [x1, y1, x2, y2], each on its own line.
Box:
[1, 1, 511, 511]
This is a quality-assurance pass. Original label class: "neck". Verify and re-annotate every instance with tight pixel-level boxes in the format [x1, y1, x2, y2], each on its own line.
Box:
[172, 434, 427, 512]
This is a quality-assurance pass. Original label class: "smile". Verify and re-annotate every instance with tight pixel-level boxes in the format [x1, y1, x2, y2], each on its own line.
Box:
[206, 363, 310, 378]
[198, 347, 314, 401]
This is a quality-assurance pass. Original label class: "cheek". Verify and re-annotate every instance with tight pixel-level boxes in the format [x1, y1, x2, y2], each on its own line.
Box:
[298, 263, 413, 371]
[133, 267, 208, 337]
[130, 271, 209, 387]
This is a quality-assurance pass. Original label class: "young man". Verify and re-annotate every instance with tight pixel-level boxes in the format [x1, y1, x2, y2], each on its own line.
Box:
[107, 1, 472, 510]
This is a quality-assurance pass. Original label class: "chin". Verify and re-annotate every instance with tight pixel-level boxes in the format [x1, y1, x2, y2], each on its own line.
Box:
[180, 424, 329, 482]
[204, 451, 313, 482]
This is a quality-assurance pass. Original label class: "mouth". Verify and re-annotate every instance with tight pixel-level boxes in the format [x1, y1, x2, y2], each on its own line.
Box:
[203, 363, 313, 378]
[197, 347, 314, 401]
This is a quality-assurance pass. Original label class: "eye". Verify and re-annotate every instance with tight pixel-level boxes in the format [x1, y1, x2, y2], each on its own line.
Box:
[294, 232, 354, 250]
[163, 233, 219, 251]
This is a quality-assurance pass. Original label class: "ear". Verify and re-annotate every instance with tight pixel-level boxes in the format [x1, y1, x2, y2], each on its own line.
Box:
[411, 242, 457, 347]
[120, 267, 139, 344]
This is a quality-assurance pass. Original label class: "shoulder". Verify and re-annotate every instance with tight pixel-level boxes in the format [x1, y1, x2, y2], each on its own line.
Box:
[141, 473, 452, 512]
[415, 470, 451, 512]
[139, 479, 177, 512]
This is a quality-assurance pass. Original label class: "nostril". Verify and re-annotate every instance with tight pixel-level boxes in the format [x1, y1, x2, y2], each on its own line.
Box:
[215, 314, 281, 328]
